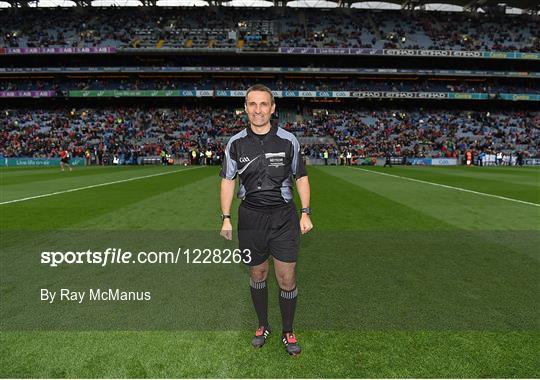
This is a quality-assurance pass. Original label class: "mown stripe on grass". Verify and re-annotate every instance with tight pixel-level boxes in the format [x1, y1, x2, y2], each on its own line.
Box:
[395, 166, 540, 188]
[320, 166, 539, 230]
[354, 167, 539, 207]
[0, 167, 201, 206]
[305, 166, 455, 230]
[0, 166, 179, 189]
[1, 167, 215, 230]
[70, 170, 230, 230]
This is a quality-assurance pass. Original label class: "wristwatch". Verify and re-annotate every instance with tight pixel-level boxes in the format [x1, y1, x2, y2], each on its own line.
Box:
[301, 208, 312, 215]
[221, 214, 231, 221]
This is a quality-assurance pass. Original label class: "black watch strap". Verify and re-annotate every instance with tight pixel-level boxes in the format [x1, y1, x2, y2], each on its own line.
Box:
[221, 214, 231, 221]
[301, 207, 312, 215]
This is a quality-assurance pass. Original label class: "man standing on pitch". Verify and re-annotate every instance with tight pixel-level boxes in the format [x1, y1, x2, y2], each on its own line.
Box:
[219, 84, 313, 356]
[60, 147, 73, 172]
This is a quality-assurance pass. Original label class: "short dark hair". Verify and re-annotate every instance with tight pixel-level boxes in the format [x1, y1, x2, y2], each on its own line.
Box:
[245, 84, 275, 105]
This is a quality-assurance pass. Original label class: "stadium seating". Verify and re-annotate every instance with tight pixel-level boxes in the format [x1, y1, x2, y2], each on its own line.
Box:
[1, 78, 538, 94]
[1, 8, 538, 52]
[1, 108, 538, 160]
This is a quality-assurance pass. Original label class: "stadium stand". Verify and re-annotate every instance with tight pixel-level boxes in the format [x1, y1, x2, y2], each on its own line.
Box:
[0, 4, 538, 167]
[1, 78, 539, 94]
[1, 7, 538, 52]
[1, 108, 538, 163]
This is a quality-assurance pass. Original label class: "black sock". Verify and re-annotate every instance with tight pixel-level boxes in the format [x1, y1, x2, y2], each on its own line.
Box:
[279, 287, 298, 334]
[250, 279, 268, 327]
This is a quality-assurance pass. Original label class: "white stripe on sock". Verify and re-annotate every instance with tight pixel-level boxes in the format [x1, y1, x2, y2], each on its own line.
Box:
[280, 288, 298, 299]
[250, 279, 266, 289]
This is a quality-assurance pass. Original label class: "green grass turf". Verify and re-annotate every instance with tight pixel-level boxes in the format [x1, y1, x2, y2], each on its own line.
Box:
[1, 165, 539, 377]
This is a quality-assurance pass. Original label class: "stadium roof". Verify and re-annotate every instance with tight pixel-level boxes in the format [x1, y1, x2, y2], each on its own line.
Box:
[0, 0, 538, 11]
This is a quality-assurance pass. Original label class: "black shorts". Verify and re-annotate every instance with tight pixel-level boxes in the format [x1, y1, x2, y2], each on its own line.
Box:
[238, 202, 300, 266]
[61, 158, 70, 164]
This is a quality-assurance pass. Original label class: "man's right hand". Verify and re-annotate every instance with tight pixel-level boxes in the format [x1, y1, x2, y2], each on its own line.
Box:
[220, 218, 233, 240]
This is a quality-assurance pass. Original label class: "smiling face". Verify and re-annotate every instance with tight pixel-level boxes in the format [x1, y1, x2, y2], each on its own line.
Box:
[245, 90, 275, 131]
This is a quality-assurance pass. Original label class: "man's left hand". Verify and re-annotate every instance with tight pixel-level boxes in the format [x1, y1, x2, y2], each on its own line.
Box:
[300, 214, 313, 234]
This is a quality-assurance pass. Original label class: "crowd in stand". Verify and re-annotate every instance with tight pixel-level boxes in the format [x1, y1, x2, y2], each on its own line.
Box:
[278, 9, 540, 52]
[1, 7, 538, 52]
[1, 77, 538, 94]
[298, 109, 539, 161]
[1, 108, 538, 163]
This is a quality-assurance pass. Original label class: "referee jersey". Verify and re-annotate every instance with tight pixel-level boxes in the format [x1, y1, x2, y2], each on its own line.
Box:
[219, 124, 307, 208]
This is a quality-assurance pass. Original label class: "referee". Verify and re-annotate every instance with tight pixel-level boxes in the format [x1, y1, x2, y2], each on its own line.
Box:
[219, 84, 313, 356]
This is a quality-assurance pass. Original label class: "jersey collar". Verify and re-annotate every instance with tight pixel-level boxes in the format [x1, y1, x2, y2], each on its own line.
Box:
[247, 123, 277, 139]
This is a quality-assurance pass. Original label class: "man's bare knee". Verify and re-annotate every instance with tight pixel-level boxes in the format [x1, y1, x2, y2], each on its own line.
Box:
[276, 274, 296, 290]
[275, 268, 296, 290]
[250, 261, 269, 282]
[274, 260, 296, 290]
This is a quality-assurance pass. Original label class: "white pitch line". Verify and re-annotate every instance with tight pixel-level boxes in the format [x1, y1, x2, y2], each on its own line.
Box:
[0, 167, 201, 205]
[353, 167, 540, 208]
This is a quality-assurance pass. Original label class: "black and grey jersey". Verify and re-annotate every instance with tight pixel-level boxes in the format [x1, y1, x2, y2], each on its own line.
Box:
[219, 124, 307, 208]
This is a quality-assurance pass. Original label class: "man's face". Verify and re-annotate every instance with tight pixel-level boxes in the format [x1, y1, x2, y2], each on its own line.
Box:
[245, 90, 275, 128]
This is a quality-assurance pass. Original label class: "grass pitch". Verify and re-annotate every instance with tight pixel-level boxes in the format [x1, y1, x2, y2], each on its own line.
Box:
[1, 165, 539, 377]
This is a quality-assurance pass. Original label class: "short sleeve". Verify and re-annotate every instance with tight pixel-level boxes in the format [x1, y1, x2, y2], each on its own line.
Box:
[291, 136, 307, 179]
[219, 139, 238, 180]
